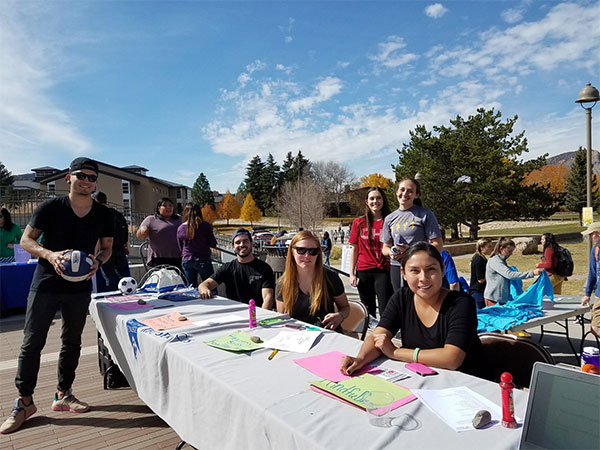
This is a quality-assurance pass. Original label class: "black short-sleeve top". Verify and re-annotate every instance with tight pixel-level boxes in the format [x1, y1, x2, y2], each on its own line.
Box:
[378, 287, 482, 376]
[276, 268, 345, 329]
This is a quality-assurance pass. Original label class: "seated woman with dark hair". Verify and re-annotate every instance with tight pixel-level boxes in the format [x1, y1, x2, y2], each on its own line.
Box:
[276, 230, 350, 332]
[340, 242, 482, 377]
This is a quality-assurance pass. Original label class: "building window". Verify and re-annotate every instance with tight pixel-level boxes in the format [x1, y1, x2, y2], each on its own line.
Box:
[176, 188, 181, 199]
[122, 182, 129, 194]
[48, 183, 55, 196]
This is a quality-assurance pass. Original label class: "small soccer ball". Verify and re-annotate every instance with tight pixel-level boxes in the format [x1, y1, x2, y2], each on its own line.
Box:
[119, 277, 138, 294]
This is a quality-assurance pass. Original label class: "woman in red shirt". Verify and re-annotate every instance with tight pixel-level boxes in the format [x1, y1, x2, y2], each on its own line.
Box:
[349, 187, 393, 317]
[537, 233, 565, 294]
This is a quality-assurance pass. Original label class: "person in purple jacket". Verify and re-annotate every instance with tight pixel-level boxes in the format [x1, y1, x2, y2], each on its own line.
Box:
[177, 203, 217, 287]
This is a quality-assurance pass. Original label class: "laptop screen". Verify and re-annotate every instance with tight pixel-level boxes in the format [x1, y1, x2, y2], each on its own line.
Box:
[520, 364, 600, 450]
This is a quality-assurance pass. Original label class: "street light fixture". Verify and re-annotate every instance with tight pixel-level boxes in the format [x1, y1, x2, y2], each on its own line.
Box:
[575, 82, 600, 256]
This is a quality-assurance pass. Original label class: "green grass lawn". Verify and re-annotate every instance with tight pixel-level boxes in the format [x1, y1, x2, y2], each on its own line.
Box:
[478, 223, 585, 236]
[454, 240, 590, 297]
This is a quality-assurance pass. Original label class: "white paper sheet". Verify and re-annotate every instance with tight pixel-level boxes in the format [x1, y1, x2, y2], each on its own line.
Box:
[193, 314, 247, 328]
[260, 330, 322, 353]
[412, 386, 516, 432]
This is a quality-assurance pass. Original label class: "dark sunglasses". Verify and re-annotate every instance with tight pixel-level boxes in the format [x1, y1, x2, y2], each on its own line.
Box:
[293, 246, 320, 256]
[72, 172, 98, 182]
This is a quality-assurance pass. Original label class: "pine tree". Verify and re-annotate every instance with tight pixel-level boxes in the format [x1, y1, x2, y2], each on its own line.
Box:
[564, 147, 599, 224]
[192, 173, 214, 208]
[217, 190, 241, 225]
[244, 156, 266, 213]
[393, 108, 558, 239]
[0, 161, 14, 186]
[261, 153, 280, 215]
[235, 182, 247, 206]
[240, 193, 262, 226]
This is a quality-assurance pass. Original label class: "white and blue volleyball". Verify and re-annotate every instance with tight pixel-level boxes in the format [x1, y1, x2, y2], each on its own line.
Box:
[119, 277, 137, 294]
[61, 250, 94, 282]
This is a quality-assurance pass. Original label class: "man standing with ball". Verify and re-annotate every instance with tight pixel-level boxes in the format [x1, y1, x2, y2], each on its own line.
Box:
[1, 158, 114, 434]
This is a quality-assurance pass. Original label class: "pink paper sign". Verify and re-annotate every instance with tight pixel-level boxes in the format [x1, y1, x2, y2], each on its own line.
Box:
[294, 351, 381, 382]
[140, 311, 192, 330]
[107, 301, 150, 312]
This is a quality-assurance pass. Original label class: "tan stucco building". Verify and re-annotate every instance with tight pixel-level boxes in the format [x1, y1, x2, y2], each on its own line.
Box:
[39, 162, 192, 222]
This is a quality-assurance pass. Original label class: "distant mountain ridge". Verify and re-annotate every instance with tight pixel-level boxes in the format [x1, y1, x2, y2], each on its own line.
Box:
[546, 149, 600, 174]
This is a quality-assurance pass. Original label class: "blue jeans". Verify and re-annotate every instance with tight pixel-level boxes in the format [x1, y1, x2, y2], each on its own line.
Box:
[182, 259, 214, 287]
[324, 251, 331, 266]
[470, 290, 485, 309]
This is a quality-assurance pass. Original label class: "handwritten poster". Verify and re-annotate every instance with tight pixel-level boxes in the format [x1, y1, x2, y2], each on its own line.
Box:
[260, 330, 321, 353]
[140, 311, 193, 330]
[205, 331, 263, 352]
[310, 374, 416, 413]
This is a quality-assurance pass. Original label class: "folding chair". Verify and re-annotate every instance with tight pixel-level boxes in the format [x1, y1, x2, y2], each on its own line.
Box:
[478, 332, 555, 389]
[341, 301, 369, 341]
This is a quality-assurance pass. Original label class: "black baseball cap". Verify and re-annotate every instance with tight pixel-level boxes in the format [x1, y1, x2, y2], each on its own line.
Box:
[70, 157, 99, 174]
[232, 228, 252, 243]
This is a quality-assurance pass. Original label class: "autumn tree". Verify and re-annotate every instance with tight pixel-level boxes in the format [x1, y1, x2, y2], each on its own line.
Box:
[393, 108, 558, 239]
[240, 193, 262, 226]
[564, 148, 600, 224]
[524, 164, 568, 195]
[217, 190, 241, 225]
[201, 204, 217, 223]
[359, 173, 392, 189]
[192, 173, 214, 208]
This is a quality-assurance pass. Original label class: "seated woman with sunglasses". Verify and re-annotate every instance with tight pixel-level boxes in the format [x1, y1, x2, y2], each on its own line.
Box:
[340, 242, 482, 377]
[276, 231, 350, 332]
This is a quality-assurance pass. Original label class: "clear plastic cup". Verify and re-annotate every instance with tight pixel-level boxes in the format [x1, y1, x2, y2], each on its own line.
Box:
[364, 391, 395, 428]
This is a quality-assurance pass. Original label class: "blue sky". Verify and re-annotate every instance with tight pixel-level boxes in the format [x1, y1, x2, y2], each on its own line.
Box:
[1, 0, 599, 192]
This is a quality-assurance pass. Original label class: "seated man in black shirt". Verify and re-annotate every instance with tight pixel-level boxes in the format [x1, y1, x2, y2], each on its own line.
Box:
[340, 242, 482, 377]
[198, 228, 275, 310]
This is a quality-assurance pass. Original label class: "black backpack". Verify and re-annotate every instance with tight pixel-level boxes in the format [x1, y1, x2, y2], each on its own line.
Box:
[555, 246, 574, 277]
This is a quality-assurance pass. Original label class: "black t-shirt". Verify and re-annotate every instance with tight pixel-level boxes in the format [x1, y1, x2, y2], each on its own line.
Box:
[29, 195, 114, 293]
[469, 253, 487, 294]
[276, 268, 345, 329]
[212, 258, 275, 306]
[378, 288, 482, 376]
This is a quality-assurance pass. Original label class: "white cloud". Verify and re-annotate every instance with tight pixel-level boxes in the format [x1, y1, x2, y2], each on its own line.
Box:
[0, 2, 92, 175]
[276, 63, 293, 75]
[286, 77, 343, 113]
[425, 3, 448, 19]
[337, 61, 350, 68]
[501, 7, 524, 24]
[428, 2, 600, 79]
[370, 36, 418, 69]
[237, 59, 266, 86]
[279, 17, 295, 44]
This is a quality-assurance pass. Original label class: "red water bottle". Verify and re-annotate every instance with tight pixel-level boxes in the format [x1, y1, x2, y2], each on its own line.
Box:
[500, 372, 517, 428]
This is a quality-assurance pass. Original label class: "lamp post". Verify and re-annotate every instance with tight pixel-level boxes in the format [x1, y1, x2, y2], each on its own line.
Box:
[575, 82, 600, 257]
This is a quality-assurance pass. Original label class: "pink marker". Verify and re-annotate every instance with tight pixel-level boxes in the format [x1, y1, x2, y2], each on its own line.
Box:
[248, 299, 257, 328]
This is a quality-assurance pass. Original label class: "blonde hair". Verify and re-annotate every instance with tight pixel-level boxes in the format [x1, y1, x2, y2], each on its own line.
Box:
[279, 230, 328, 317]
[476, 237, 493, 257]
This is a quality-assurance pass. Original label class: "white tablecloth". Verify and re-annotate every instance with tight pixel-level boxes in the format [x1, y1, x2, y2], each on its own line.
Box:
[90, 295, 527, 450]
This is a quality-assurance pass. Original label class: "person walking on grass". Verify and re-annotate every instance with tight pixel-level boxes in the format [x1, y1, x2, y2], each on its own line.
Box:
[1, 158, 114, 435]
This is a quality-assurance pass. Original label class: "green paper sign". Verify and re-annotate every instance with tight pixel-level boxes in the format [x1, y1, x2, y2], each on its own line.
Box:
[205, 331, 263, 352]
[311, 374, 412, 407]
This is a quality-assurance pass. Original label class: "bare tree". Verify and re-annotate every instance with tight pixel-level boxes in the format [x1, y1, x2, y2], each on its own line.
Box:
[311, 161, 355, 216]
[276, 179, 325, 231]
